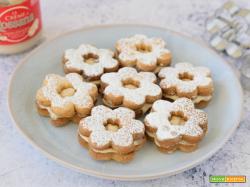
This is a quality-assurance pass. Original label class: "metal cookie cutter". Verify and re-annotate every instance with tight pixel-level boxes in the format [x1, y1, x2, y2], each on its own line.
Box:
[205, 1, 250, 59]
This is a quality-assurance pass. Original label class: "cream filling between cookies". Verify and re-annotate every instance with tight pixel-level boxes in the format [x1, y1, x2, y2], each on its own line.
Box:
[103, 98, 152, 114]
[164, 94, 212, 103]
[140, 103, 152, 113]
[146, 131, 195, 147]
[38, 104, 60, 120]
[83, 78, 100, 85]
[78, 132, 142, 154]
[146, 131, 156, 139]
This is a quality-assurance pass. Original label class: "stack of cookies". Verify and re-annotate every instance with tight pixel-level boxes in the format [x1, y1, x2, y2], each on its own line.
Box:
[36, 34, 214, 163]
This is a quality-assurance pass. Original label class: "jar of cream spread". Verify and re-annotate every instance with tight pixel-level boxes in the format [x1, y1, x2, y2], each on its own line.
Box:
[0, 0, 42, 54]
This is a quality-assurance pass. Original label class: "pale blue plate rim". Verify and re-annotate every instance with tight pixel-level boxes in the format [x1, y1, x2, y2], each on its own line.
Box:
[7, 24, 243, 181]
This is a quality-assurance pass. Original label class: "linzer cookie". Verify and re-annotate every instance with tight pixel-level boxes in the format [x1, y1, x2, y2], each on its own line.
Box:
[63, 44, 119, 85]
[159, 62, 214, 108]
[100, 67, 162, 117]
[78, 105, 145, 163]
[115, 34, 172, 72]
[36, 73, 98, 126]
[144, 98, 208, 153]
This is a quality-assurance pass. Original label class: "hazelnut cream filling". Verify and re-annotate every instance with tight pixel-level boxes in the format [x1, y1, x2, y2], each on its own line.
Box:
[139, 103, 152, 113]
[37, 103, 60, 120]
[164, 94, 212, 103]
[103, 98, 152, 114]
[38, 101, 152, 121]
[83, 78, 100, 85]
[146, 131, 196, 147]
[78, 131, 143, 154]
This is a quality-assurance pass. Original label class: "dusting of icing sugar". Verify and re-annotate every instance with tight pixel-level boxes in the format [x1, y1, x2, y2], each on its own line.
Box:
[79, 105, 145, 148]
[116, 34, 171, 66]
[159, 62, 213, 94]
[151, 100, 172, 112]
[144, 98, 208, 141]
[64, 44, 118, 77]
[41, 73, 96, 109]
[101, 67, 162, 106]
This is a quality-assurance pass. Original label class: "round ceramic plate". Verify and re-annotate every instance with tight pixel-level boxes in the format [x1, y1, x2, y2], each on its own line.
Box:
[8, 25, 243, 181]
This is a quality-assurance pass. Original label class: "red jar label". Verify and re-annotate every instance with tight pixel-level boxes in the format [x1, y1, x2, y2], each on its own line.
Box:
[0, 0, 42, 45]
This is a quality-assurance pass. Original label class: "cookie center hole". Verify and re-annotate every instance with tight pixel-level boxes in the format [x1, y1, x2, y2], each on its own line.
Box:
[136, 43, 152, 53]
[169, 112, 187, 126]
[178, 72, 194, 81]
[122, 78, 140, 89]
[105, 119, 120, 132]
[83, 53, 99, 64]
[58, 84, 76, 97]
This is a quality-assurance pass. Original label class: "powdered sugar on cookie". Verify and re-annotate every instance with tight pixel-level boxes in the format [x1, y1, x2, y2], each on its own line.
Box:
[79, 105, 145, 148]
[145, 98, 208, 141]
[159, 62, 212, 93]
[101, 67, 162, 106]
[116, 34, 171, 72]
[64, 44, 118, 78]
[42, 73, 96, 108]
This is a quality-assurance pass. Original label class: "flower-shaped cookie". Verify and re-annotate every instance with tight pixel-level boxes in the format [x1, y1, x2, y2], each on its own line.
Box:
[101, 67, 162, 112]
[63, 44, 119, 82]
[36, 73, 97, 126]
[116, 34, 172, 72]
[78, 105, 145, 162]
[144, 98, 208, 153]
[159, 62, 214, 108]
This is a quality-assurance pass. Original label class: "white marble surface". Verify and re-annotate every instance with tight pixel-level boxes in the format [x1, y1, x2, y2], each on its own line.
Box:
[1, 0, 250, 186]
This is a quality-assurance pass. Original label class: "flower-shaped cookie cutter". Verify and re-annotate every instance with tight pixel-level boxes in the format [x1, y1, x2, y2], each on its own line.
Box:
[144, 98, 208, 152]
[78, 105, 145, 154]
[101, 67, 162, 110]
[205, 1, 250, 58]
[116, 34, 172, 72]
[63, 44, 119, 81]
[36, 73, 97, 119]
